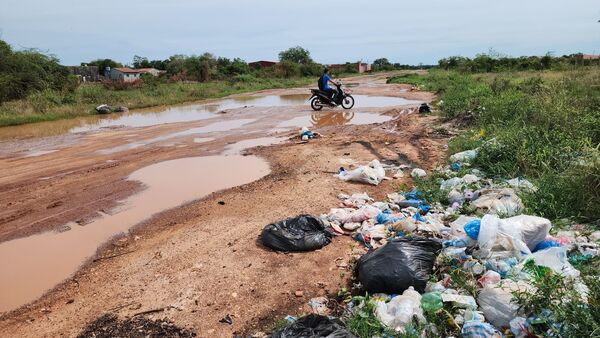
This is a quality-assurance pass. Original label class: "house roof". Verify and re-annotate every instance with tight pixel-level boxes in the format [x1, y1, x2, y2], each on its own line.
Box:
[113, 67, 141, 74]
[137, 68, 159, 73]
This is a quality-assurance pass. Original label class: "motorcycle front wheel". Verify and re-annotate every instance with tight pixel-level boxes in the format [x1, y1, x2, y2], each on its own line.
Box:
[311, 97, 324, 111]
[341, 95, 355, 109]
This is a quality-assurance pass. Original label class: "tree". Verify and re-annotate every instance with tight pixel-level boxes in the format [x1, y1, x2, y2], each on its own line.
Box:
[278, 46, 313, 64]
[132, 55, 151, 69]
[86, 58, 123, 74]
[0, 39, 77, 103]
[372, 58, 393, 71]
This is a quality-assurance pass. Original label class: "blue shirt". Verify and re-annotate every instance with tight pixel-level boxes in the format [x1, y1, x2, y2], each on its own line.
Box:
[321, 74, 330, 89]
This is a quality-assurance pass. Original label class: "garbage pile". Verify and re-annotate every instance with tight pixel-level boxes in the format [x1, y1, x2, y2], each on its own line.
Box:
[270, 149, 600, 337]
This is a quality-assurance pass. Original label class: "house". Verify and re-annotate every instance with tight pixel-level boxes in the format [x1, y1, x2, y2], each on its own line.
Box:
[249, 60, 278, 68]
[106, 67, 142, 82]
[67, 66, 100, 82]
[136, 68, 163, 76]
[580, 54, 600, 60]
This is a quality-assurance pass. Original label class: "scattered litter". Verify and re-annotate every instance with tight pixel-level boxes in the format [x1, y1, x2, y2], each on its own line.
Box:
[337, 160, 386, 186]
[298, 127, 321, 141]
[450, 149, 478, 163]
[375, 287, 424, 331]
[308, 297, 330, 315]
[261, 215, 332, 252]
[410, 168, 427, 178]
[219, 314, 233, 325]
[270, 314, 356, 338]
[357, 238, 441, 294]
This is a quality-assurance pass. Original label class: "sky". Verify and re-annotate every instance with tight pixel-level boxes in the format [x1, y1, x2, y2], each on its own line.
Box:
[0, 0, 599, 66]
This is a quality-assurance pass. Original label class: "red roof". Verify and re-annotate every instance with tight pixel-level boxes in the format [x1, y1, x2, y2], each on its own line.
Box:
[113, 67, 141, 73]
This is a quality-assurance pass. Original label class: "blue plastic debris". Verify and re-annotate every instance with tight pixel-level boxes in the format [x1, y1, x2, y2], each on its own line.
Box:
[450, 163, 462, 171]
[397, 199, 425, 208]
[404, 188, 423, 200]
[376, 213, 404, 224]
[412, 213, 426, 222]
[464, 219, 481, 240]
[418, 205, 431, 214]
[533, 239, 561, 252]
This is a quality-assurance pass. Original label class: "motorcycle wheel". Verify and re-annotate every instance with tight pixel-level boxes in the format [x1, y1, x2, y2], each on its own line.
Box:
[311, 97, 323, 111]
[341, 95, 355, 109]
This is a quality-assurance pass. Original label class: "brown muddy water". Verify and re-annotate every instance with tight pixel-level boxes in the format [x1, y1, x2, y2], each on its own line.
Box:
[0, 92, 422, 312]
[0, 155, 270, 312]
[0, 94, 419, 140]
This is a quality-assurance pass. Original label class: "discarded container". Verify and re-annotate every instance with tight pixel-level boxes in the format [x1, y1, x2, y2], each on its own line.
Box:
[357, 237, 441, 294]
[261, 215, 333, 252]
[450, 149, 478, 163]
[270, 314, 356, 338]
[420, 292, 443, 313]
[375, 287, 424, 331]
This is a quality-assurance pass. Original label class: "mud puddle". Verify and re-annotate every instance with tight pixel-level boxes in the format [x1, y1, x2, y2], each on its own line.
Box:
[277, 111, 393, 128]
[1, 94, 418, 141]
[0, 155, 270, 312]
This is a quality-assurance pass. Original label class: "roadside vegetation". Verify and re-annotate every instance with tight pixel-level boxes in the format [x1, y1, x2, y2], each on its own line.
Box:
[0, 43, 352, 127]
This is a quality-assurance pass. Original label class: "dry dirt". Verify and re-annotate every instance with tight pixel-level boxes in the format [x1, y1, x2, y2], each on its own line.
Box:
[0, 73, 452, 337]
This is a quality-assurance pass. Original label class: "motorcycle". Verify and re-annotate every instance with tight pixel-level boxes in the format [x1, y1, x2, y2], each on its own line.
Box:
[309, 82, 355, 111]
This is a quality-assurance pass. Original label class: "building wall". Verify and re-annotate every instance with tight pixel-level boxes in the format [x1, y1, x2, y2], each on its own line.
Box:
[108, 69, 141, 82]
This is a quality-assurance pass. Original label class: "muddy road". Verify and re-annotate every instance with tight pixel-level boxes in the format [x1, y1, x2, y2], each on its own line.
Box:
[0, 73, 450, 337]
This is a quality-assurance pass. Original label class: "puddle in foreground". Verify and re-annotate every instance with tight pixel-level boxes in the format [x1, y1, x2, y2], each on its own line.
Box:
[0, 155, 270, 312]
[278, 111, 393, 128]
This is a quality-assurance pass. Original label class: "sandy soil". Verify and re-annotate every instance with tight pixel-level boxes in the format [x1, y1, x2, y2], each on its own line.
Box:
[0, 73, 452, 337]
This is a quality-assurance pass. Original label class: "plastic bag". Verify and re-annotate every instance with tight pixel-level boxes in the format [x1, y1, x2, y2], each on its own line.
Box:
[411, 168, 427, 178]
[533, 239, 560, 252]
[261, 215, 333, 252]
[375, 287, 424, 331]
[477, 270, 501, 287]
[478, 280, 532, 328]
[501, 215, 551, 251]
[357, 237, 441, 294]
[337, 160, 385, 186]
[464, 219, 481, 240]
[270, 314, 356, 338]
[421, 292, 443, 313]
[344, 205, 380, 224]
[470, 188, 523, 216]
[461, 320, 502, 338]
[450, 215, 479, 237]
[450, 149, 478, 163]
[526, 246, 580, 278]
[477, 215, 530, 259]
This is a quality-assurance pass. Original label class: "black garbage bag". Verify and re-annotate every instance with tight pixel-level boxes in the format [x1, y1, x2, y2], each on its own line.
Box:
[357, 237, 441, 294]
[270, 314, 356, 338]
[261, 215, 332, 252]
[419, 103, 431, 113]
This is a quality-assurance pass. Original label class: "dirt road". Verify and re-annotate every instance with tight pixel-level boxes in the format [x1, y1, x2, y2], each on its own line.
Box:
[0, 73, 450, 337]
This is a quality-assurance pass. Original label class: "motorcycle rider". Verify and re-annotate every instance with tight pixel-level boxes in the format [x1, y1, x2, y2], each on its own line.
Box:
[318, 69, 337, 101]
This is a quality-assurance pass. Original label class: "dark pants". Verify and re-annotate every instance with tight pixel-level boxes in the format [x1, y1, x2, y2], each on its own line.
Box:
[324, 88, 337, 101]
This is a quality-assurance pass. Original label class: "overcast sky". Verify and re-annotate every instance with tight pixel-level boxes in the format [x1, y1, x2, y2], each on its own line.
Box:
[1, 0, 598, 65]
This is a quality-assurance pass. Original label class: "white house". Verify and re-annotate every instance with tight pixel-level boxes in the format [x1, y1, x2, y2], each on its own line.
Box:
[137, 68, 163, 76]
[107, 67, 142, 82]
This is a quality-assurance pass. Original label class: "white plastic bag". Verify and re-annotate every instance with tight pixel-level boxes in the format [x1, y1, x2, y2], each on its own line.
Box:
[526, 246, 580, 278]
[501, 215, 551, 251]
[478, 280, 532, 329]
[375, 287, 423, 331]
[470, 188, 524, 216]
[450, 149, 478, 163]
[338, 160, 386, 185]
[477, 215, 531, 259]
[411, 168, 427, 178]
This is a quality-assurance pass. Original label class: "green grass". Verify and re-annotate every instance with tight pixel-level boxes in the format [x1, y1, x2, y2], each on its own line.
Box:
[0, 77, 313, 127]
[398, 68, 600, 221]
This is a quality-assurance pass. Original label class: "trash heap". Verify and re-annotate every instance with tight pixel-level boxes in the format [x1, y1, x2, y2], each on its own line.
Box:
[269, 149, 600, 338]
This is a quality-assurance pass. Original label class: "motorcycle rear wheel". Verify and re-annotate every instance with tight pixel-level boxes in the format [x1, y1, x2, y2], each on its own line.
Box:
[341, 95, 355, 109]
[311, 97, 324, 111]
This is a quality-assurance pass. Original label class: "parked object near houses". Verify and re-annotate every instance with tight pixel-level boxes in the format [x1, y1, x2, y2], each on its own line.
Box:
[261, 215, 332, 252]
